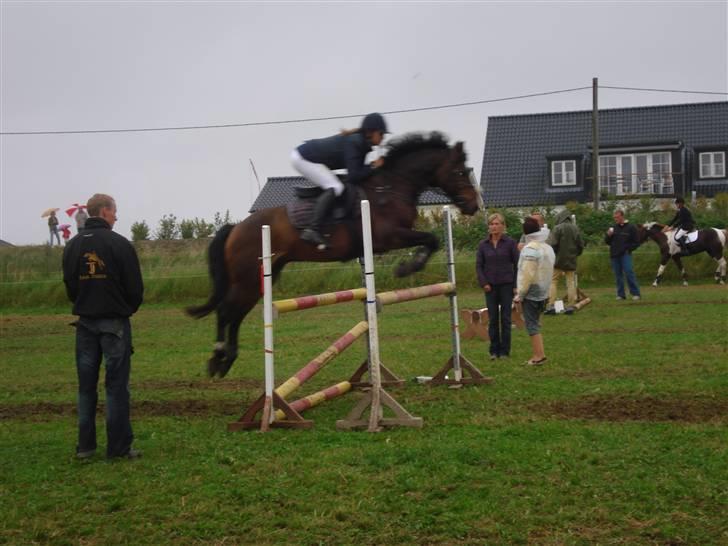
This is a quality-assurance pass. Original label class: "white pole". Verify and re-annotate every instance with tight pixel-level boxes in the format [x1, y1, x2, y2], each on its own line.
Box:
[262, 225, 275, 423]
[361, 201, 382, 430]
[444, 206, 463, 382]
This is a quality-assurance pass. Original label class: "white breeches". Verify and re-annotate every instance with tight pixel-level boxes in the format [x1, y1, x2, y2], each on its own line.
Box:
[290, 149, 345, 196]
[674, 228, 688, 240]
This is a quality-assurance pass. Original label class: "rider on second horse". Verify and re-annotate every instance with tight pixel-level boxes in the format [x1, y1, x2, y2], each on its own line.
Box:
[290, 113, 389, 247]
[663, 196, 695, 255]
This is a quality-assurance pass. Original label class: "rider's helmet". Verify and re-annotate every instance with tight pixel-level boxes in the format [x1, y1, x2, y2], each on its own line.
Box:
[361, 113, 389, 134]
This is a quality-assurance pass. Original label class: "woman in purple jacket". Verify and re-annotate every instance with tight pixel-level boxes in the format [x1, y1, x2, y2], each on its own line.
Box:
[475, 213, 520, 360]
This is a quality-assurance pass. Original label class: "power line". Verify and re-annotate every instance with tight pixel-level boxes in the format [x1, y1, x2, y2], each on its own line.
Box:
[1, 84, 726, 136]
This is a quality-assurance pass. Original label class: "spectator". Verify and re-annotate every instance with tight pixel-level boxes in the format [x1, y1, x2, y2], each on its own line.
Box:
[514, 217, 555, 366]
[75, 207, 89, 233]
[545, 210, 585, 314]
[62, 194, 144, 460]
[605, 209, 641, 301]
[518, 211, 550, 251]
[475, 212, 519, 360]
[48, 211, 61, 246]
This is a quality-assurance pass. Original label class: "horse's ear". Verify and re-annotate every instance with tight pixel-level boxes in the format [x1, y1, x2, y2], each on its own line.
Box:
[453, 141, 466, 161]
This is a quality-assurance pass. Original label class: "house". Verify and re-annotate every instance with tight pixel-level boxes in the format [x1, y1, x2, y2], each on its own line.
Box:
[481, 101, 728, 208]
[250, 176, 455, 217]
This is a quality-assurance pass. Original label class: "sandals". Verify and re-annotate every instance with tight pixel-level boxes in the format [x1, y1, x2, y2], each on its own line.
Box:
[525, 357, 547, 366]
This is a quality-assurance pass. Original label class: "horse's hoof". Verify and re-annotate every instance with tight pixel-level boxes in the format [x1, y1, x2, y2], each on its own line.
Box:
[394, 263, 411, 278]
[206, 358, 220, 378]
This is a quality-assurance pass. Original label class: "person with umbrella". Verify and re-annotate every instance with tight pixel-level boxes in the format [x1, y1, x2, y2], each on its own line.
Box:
[42, 208, 61, 246]
[67, 203, 88, 233]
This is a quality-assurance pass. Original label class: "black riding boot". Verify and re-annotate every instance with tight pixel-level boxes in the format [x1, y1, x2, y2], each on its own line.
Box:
[301, 188, 336, 247]
[678, 236, 690, 256]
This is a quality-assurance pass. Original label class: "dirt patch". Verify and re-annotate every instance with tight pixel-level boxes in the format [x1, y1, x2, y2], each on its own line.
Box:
[0, 399, 252, 421]
[535, 395, 728, 423]
[135, 378, 260, 392]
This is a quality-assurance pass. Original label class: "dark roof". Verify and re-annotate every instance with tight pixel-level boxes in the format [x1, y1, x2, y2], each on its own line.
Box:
[481, 101, 728, 207]
[0, 239, 13, 247]
[250, 176, 453, 212]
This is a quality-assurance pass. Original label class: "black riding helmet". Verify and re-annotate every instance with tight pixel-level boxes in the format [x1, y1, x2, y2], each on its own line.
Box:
[360, 112, 389, 134]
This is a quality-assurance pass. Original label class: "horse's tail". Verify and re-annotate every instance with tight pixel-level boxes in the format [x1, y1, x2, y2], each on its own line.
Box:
[186, 224, 235, 319]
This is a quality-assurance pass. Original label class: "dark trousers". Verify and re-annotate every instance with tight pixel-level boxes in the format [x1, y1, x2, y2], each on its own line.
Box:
[76, 317, 133, 457]
[610, 254, 641, 298]
[485, 283, 514, 357]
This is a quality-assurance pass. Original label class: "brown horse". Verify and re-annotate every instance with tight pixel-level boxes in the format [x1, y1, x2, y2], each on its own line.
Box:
[187, 132, 481, 378]
[636, 222, 727, 286]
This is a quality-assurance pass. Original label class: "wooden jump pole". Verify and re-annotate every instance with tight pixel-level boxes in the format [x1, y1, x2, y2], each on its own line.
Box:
[337, 200, 423, 431]
[275, 381, 352, 420]
[273, 288, 367, 317]
[376, 282, 455, 307]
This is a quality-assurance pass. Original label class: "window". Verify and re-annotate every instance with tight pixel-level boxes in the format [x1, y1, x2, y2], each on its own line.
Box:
[599, 152, 673, 195]
[551, 160, 576, 186]
[699, 152, 725, 178]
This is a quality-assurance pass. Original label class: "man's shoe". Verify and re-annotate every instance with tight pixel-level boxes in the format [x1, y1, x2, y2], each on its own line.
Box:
[108, 448, 142, 460]
[489, 354, 497, 361]
[631, 295, 641, 301]
[301, 228, 325, 247]
[616, 296, 626, 301]
[76, 449, 95, 460]
[564, 306, 575, 315]
[544, 307, 556, 315]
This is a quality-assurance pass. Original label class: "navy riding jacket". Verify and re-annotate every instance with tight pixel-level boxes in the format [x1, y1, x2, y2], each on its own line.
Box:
[667, 206, 695, 231]
[297, 132, 374, 184]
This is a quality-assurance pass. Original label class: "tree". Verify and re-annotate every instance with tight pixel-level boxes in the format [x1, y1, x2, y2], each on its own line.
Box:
[192, 218, 215, 239]
[213, 210, 233, 231]
[155, 214, 179, 240]
[130, 220, 150, 242]
[179, 219, 195, 240]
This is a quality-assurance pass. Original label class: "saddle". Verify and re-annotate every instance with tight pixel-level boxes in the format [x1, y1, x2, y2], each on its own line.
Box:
[286, 184, 365, 231]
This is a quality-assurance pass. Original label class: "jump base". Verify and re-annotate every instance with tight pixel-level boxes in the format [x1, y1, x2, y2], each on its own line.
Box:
[228, 392, 313, 431]
[429, 355, 493, 386]
[348, 359, 406, 388]
[336, 388, 423, 430]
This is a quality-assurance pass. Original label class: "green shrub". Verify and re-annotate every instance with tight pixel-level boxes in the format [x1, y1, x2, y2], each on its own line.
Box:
[130, 220, 150, 242]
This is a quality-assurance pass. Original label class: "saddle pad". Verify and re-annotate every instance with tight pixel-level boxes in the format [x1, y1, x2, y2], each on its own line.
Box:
[673, 231, 699, 243]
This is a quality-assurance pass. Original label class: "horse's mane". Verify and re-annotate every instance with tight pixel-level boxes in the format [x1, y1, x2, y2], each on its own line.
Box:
[381, 131, 451, 168]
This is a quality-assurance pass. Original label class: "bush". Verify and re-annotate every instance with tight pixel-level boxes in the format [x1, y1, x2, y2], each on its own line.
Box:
[130, 221, 150, 242]
[192, 218, 215, 239]
[179, 219, 195, 240]
[155, 214, 179, 240]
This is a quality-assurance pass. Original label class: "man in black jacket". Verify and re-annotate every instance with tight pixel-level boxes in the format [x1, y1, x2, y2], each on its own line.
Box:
[664, 197, 695, 255]
[63, 194, 144, 460]
[605, 209, 641, 301]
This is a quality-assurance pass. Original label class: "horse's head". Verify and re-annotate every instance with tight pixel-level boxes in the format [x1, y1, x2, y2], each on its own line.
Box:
[434, 141, 481, 216]
[638, 222, 667, 244]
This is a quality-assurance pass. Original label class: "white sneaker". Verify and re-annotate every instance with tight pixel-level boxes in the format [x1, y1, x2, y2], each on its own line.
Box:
[632, 295, 641, 301]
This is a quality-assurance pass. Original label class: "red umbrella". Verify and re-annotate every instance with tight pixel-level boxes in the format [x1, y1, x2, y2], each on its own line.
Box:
[66, 204, 87, 217]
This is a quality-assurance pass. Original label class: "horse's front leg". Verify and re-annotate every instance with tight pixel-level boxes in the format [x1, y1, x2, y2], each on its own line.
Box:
[380, 227, 439, 277]
[653, 255, 671, 287]
[673, 255, 688, 286]
[715, 256, 727, 285]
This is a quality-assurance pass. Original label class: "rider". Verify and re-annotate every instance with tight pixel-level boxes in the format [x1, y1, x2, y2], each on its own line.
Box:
[664, 196, 695, 255]
[290, 113, 389, 247]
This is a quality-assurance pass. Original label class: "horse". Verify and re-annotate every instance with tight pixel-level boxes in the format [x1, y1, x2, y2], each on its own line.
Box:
[187, 132, 482, 378]
[636, 222, 727, 287]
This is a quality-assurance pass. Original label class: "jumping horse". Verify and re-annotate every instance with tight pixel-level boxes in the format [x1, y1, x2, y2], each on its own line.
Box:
[636, 222, 727, 286]
[187, 132, 482, 378]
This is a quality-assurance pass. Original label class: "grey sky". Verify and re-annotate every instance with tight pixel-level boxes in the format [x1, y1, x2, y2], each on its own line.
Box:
[2, 1, 726, 245]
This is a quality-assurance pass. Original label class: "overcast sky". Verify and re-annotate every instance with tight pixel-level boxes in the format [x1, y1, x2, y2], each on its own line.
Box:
[2, 1, 727, 245]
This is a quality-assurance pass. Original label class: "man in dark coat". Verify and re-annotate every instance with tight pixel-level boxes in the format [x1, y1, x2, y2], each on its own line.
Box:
[545, 210, 585, 313]
[605, 209, 641, 301]
[63, 194, 144, 460]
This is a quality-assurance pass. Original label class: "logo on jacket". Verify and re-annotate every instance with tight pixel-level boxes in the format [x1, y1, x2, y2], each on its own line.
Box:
[81, 251, 107, 279]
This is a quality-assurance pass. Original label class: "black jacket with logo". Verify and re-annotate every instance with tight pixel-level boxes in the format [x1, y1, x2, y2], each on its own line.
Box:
[604, 221, 640, 258]
[62, 217, 144, 318]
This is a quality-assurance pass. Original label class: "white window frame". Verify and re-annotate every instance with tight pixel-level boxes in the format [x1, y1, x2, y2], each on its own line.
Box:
[699, 151, 725, 178]
[599, 152, 673, 195]
[551, 160, 577, 186]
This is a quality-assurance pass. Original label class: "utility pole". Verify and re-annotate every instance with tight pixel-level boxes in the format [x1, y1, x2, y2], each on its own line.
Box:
[592, 77, 600, 210]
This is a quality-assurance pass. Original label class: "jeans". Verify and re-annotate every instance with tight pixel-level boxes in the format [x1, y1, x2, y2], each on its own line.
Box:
[485, 283, 513, 357]
[76, 317, 134, 457]
[610, 254, 641, 298]
[49, 227, 61, 246]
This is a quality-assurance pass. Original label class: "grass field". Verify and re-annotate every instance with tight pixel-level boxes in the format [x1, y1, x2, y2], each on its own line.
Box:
[1, 284, 727, 545]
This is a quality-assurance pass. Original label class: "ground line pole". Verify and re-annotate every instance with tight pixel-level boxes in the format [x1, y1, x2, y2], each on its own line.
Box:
[361, 200, 382, 431]
[261, 225, 275, 428]
[444, 206, 463, 382]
